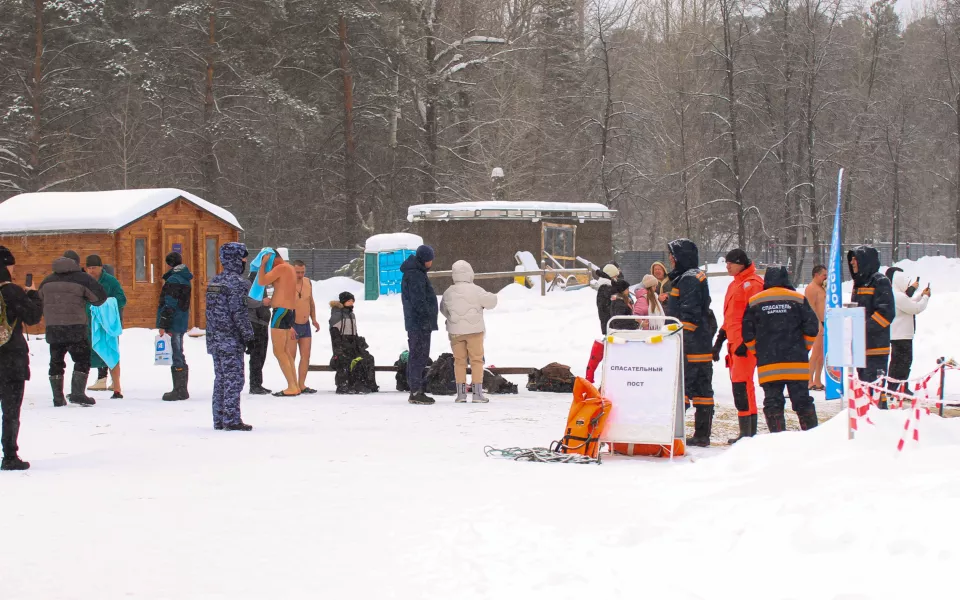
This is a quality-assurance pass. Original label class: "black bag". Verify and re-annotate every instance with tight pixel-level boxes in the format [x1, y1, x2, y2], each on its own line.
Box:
[424, 352, 458, 395]
[394, 351, 432, 392]
[526, 362, 576, 393]
[483, 369, 518, 395]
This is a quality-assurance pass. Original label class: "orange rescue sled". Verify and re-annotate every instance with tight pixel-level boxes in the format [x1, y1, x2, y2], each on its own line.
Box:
[552, 378, 611, 459]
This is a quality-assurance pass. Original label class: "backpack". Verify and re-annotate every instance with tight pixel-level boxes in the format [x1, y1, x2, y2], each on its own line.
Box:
[0, 283, 16, 349]
[483, 369, 518, 395]
[424, 353, 457, 395]
[527, 362, 576, 393]
[394, 351, 433, 392]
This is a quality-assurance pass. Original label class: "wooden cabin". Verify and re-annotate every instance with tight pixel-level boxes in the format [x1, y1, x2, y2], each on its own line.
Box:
[408, 201, 616, 293]
[0, 189, 242, 332]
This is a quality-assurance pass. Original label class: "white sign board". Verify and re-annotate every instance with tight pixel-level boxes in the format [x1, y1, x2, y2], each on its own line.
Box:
[825, 307, 866, 368]
[600, 328, 683, 446]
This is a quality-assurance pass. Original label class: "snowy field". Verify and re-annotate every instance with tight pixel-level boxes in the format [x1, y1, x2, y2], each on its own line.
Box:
[4, 257, 960, 599]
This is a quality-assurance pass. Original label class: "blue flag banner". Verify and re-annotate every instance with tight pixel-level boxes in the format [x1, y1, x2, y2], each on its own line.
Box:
[824, 168, 845, 400]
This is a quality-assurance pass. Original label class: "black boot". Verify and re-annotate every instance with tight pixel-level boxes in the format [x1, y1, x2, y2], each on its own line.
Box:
[408, 390, 436, 405]
[750, 414, 759, 437]
[224, 422, 253, 431]
[50, 376, 67, 407]
[249, 384, 272, 395]
[764, 406, 786, 433]
[686, 406, 713, 447]
[163, 367, 189, 401]
[797, 406, 819, 431]
[68, 372, 96, 406]
[1, 455, 30, 471]
[728, 415, 753, 444]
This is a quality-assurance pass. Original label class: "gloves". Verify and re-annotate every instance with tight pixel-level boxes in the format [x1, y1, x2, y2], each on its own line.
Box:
[735, 343, 748, 357]
[712, 329, 727, 362]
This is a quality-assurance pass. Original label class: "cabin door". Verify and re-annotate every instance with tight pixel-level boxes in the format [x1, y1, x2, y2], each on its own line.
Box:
[163, 228, 195, 329]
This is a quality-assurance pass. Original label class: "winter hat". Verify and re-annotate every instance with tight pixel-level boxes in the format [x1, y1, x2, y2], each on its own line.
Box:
[339, 291, 356, 305]
[85, 254, 103, 268]
[0, 246, 14, 267]
[416, 245, 435, 264]
[641, 274, 658, 289]
[724, 248, 751, 267]
[166, 252, 183, 267]
[602, 264, 621, 279]
[63, 250, 80, 265]
[611, 279, 630, 294]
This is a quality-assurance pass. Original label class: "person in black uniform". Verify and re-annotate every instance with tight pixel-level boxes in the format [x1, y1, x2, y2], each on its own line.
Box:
[848, 246, 896, 407]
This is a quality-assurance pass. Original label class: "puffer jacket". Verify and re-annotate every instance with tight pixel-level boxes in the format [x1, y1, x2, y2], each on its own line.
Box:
[157, 264, 193, 333]
[440, 260, 498, 336]
[721, 262, 764, 351]
[742, 266, 820, 385]
[665, 239, 714, 361]
[889, 269, 928, 341]
[401, 254, 439, 332]
[847, 246, 895, 358]
[38, 257, 107, 344]
[0, 272, 44, 381]
[595, 274, 615, 334]
[205, 243, 254, 355]
[329, 301, 358, 352]
[245, 272, 271, 328]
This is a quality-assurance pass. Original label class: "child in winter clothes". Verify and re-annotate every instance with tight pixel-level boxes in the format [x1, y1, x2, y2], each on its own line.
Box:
[633, 274, 665, 328]
[329, 292, 376, 394]
[440, 260, 498, 403]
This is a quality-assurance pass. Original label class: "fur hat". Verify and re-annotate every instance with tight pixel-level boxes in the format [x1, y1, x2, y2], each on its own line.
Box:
[602, 264, 621, 279]
[0, 246, 14, 267]
[641, 274, 658, 289]
[724, 248, 751, 267]
[85, 254, 103, 268]
[339, 291, 355, 305]
[166, 252, 183, 267]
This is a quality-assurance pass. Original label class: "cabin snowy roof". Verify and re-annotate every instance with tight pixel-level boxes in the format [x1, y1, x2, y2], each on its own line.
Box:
[407, 201, 615, 222]
[0, 188, 242, 235]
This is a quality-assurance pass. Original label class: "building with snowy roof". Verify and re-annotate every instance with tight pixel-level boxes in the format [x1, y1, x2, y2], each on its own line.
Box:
[407, 201, 616, 292]
[0, 189, 242, 331]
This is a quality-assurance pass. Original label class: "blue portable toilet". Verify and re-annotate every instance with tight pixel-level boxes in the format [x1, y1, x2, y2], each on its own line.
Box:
[364, 233, 424, 300]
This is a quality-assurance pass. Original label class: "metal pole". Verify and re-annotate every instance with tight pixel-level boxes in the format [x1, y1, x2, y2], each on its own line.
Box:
[540, 260, 546, 296]
[939, 357, 946, 418]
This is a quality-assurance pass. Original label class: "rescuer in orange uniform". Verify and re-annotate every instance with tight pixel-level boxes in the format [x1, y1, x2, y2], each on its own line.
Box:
[711, 249, 764, 444]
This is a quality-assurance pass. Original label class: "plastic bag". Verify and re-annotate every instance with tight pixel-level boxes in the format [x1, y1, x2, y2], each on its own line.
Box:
[154, 334, 173, 366]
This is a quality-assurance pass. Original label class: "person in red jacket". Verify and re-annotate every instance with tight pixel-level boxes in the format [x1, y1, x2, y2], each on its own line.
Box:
[712, 249, 765, 444]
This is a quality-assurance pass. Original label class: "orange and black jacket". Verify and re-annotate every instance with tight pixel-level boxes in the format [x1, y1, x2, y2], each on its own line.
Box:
[665, 239, 713, 362]
[847, 246, 895, 358]
[742, 266, 819, 385]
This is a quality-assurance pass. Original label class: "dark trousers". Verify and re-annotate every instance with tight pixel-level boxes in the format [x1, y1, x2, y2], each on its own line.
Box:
[407, 331, 432, 393]
[684, 360, 714, 407]
[888, 340, 913, 390]
[761, 380, 814, 413]
[97, 367, 109, 380]
[170, 332, 187, 369]
[858, 355, 889, 384]
[49, 341, 91, 376]
[248, 323, 269, 387]
[0, 379, 25, 458]
[212, 351, 245, 428]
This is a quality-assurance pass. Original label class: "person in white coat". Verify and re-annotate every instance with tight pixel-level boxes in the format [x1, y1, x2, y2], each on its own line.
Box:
[885, 267, 931, 391]
[440, 260, 498, 403]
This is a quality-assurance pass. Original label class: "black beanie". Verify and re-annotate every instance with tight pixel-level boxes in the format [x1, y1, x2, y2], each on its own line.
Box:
[0, 246, 14, 267]
[725, 248, 751, 267]
[611, 279, 631, 294]
[339, 291, 356, 305]
[85, 254, 103, 268]
[166, 252, 183, 267]
[63, 250, 80, 264]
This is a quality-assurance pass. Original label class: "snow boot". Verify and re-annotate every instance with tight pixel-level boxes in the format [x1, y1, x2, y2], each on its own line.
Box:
[68, 372, 96, 406]
[50, 376, 67, 407]
[224, 422, 253, 431]
[87, 377, 108, 392]
[728, 415, 754, 445]
[764, 406, 787, 433]
[455, 383, 468, 403]
[1, 455, 30, 471]
[472, 384, 488, 404]
[750, 414, 759, 437]
[686, 406, 713, 447]
[249, 384, 272, 396]
[797, 405, 819, 431]
[408, 390, 436, 405]
[163, 367, 189, 401]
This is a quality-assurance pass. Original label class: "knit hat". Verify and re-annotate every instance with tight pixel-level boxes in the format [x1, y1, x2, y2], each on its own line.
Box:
[166, 252, 183, 267]
[602, 264, 621, 279]
[416, 245, 435, 264]
[724, 248, 751, 267]
[641, 274, 658, 289]
[339, 291, 355, 305]
[63, 250, 80, 265]
[85, 254, 103, 268]
[611, 279, 630, 294]
[0, 246, 14, 267]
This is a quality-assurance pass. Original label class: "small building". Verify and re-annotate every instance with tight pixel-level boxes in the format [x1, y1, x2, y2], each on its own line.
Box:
[0, 189, 242, 331]
[408, 201, 616, 293]
[364, 233, 423, 300]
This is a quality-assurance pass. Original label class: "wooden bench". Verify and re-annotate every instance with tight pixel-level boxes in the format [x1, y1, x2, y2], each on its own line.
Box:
[308, 365, 535, 375]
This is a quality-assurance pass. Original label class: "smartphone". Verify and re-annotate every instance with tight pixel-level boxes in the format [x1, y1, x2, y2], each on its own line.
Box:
[24, 273, 33, 288]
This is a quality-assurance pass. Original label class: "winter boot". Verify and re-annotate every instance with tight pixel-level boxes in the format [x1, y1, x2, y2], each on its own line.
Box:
[408, 390, 436, 405]
[878, 393, 888, 410]
[87, 377, 108, 391]
[728, 415, 753, 445]
[750, 414, 759, 437]
[686, 406, 714, 447]
[50, 376, 67, 407]
[797, 405, 819, 431]
[455, 383, 468, 403]
[1, 455, 30, 471]
[68, 372, 96, 406]
[224, 422, 253, 431]
[472, 384, 489, 404]
[163, 367, 189, 401]
[764, 406, 787, 433]
[249, 384, 272, 396]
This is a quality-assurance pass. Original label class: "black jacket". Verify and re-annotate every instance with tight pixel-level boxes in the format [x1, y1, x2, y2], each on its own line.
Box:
[609, 295, 639, 331]
[1, 275, 44, 381]
[38, 257, 107, 345]
[665, 239, 713, 359]
[400, 255, 439, 332]
[742, 267, 819, 385]
[245, 272, 271, 327]
[848, 246, 895, 357]
[596, 274, 615, 334]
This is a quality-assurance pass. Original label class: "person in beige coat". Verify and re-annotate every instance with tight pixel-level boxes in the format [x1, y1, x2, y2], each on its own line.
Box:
[440, 260, 498, 403]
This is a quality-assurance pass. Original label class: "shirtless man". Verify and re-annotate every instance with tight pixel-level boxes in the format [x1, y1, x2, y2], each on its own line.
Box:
[289, 260, 321, 394]
[257, 253, 300, 396]
[805, 265, 828, 391]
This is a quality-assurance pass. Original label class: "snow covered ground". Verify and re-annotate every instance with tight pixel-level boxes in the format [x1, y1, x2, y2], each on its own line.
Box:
[3, 258, 960, 599]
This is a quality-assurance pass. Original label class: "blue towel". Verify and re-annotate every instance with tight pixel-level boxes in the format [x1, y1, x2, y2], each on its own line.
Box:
[90, 297, 122, 369]
[248, 247, 277, 301]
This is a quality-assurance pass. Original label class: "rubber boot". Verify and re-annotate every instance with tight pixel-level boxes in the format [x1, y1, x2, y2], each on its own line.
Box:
[686, 406, 713, 447]
[727, 416, 753, 445]
[68, 371, 96, 406]
[163, 367, 189, 401]
[50, 376, 67, 407]
[472, 383, 488, 404]
[750, 414, 759, 437]
[181, 366, 190, 400]
[797, 405, 819, 431]
[585, 340, 605, 384]
[455, 383, 468, 403]
[764, 406, 787, 433]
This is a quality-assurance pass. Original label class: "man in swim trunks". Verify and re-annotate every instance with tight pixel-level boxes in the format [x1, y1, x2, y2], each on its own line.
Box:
[289, 260, 321, 394]
[257, 253, 300, 396]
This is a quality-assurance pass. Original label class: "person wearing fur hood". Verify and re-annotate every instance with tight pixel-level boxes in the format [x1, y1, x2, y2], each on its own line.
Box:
[440, 260, 498, 403]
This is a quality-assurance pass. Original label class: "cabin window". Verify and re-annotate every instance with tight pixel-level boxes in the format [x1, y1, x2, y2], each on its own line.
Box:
[135, 238, 147, 281]
[206, 237, 218, 279]
[542, 223, 577, 269]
